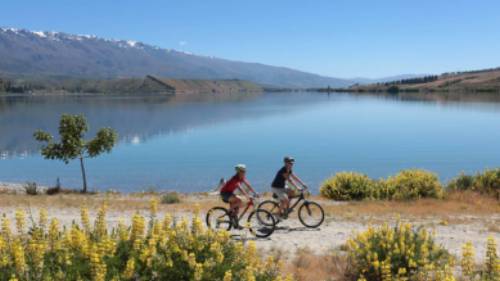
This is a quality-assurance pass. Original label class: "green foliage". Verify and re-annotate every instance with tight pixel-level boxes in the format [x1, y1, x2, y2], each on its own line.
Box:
[34, 114, 117, 163]
[33, 114, 118, 192]
[320, 169, 444, 201]
[448, 169, 500, 199]
[384, 169, 444, 200]
[161, 192, 181, 204]
[346, 222, 453, 281]
[447, 172, 474, 191]
[23, 182, 38, 195]
[320, 172, 375, 201]
[387, 85, 400, 93]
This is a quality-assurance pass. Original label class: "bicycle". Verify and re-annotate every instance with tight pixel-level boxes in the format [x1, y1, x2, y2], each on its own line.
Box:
[206, 195, 276, 238]
[258, 186, 324, 228]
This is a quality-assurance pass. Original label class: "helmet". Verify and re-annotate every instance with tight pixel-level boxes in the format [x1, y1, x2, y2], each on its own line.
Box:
[235, 164, 247, 172]
[284, 156, 295, 163]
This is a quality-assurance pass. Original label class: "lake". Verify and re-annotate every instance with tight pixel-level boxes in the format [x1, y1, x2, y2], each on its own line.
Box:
[1, 92, 500, 193]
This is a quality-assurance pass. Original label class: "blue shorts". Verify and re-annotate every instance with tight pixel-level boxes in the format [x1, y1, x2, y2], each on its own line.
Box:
[220, 191, 233, 203]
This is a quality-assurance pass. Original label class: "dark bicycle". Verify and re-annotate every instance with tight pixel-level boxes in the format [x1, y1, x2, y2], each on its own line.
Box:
[258, 186, 324, 228]
[206, 195, 276, 238]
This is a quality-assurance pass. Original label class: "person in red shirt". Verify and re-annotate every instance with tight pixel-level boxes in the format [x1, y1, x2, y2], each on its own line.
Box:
[220, 164, 257, 220]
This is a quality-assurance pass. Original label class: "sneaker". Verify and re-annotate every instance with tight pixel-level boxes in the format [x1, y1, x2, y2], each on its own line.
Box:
[281, 212, 288, 220]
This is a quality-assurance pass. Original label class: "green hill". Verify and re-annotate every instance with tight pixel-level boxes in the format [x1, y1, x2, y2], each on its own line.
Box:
[0, 75, 262, 95]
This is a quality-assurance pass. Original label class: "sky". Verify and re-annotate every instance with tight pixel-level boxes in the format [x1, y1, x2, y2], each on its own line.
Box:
[2, 0, 500, 78]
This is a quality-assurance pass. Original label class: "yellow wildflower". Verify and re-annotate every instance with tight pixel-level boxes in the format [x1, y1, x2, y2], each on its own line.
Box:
[80, 206, 90, 231]
[149, 197, 159, 217]
[223, 270, 232, 281]
[123, 258, 135, 279]
[15, 209, 25, 234]
[39, 208, 48, 230]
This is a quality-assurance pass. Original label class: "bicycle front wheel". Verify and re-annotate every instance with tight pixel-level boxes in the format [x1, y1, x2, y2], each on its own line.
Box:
[298, 201, 324, 228]
[257, 200, 281, 223]
[247, 209, 276, 238]
[206, 207, 232, 231]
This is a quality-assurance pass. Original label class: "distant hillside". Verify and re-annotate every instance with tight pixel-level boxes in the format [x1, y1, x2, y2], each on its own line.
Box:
[351, 74, 432, 85]
[0, 27, 353, 88]
[0, 75, 262, 95]
[342, 67, 500, 93]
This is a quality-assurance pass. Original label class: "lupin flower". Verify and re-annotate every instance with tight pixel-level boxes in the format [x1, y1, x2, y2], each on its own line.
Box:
[80, 206, 90, 231]
[15, 209, 25, 234]
[39, 208, 48, 230]
[149, 197, 159, 217]
[223, 270, 233, 281]
[461, 241, 475, 277]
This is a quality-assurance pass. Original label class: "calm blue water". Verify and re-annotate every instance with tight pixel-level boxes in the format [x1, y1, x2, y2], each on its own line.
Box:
[1, 92, 500, 193]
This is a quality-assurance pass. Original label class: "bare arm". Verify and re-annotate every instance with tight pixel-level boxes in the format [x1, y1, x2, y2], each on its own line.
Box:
[286, 177, 300, 190]
[242, 179, 258, 196]
[237, 184, 251, 198]
[291, 174, 307, 189]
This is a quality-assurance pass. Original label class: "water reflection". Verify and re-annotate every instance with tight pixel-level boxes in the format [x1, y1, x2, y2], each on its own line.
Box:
[1, 91, 500, 192]
[0, 92, 328, 157]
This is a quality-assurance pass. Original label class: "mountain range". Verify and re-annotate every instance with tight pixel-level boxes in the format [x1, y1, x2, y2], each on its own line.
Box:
[0, 27, 358, 88]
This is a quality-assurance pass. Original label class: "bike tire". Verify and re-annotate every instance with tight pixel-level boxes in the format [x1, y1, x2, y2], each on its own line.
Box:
[247, 209, 276, 238]
[206, 207, 232, 231]
[298, 201, 324, 228]
[257, 200, 281, 223]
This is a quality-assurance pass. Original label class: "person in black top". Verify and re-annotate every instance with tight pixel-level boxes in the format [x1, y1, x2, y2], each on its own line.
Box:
[271, 156, 308, 218]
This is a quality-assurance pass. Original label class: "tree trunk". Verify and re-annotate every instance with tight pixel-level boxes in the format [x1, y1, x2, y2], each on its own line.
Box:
[79, 156, 88, 193]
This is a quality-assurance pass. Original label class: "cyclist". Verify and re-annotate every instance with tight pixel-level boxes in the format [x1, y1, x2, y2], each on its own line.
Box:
[220, 164, 258, 225]
[271, 156, 307, 218]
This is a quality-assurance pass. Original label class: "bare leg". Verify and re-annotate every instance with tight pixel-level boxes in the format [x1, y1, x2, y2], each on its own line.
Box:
[228, 196, 242, 216]
[228, 196, 242, 228]
[279, 197, 289, 218]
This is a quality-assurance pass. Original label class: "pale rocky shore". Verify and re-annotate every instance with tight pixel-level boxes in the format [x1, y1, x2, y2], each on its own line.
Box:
[0, 183, 498, 263]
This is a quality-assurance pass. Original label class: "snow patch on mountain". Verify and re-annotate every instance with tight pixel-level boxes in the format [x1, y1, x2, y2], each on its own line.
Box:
[32, 31, 47, 38]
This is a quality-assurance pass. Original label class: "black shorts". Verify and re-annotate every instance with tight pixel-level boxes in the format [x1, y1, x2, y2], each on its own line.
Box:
[220, 191, 233, 203]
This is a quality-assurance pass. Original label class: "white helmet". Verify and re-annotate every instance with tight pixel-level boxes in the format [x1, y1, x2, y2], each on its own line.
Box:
[235, 164, 247, 172]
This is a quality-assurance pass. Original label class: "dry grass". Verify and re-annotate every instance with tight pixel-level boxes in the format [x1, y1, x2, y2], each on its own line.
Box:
[320, 191, 500, 222]
[0, 192, 220, 213]
[285, 248, 348, 281]
[0, 190, 497, 221]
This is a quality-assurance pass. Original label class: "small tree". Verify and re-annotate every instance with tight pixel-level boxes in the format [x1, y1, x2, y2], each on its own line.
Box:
[34, 114, 117, 193]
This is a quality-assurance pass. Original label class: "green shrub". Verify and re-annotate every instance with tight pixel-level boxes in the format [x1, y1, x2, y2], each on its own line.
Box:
[320, 172, 375, 200]
[447, 169, 500, 199]
[473, 169, 500, 198]
[384, 169, 444, 200]
[346, 222, 453, 281]
[447, 172, 474, 191]
[161, 192, 181, 204]
[23, 182, 38, 195]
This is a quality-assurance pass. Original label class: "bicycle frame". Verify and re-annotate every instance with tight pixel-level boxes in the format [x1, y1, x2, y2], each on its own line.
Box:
[235, 196, 257, 221]
[287, 191, 307, 213]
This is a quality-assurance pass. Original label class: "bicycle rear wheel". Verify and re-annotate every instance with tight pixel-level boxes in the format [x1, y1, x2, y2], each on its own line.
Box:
[298, 201, 324, 228]
[206, 207, 232, 231]
[247, 209, 276, 238]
